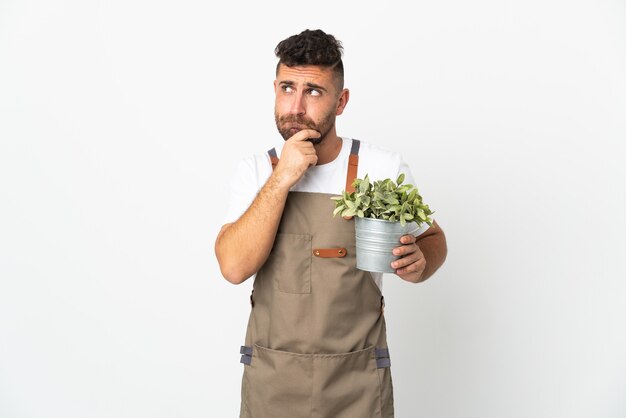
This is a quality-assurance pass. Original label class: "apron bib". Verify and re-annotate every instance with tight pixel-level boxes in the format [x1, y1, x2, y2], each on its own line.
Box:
[238, 140, 395, 418]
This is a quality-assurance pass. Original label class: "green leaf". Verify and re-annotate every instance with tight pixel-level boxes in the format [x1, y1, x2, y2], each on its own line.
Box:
[343, 207, 357, 217]
[358, 177, 369, 194]
[397, 185, 410, 194]
[384, 197, 400, 205]
[332, 174, 434, 226]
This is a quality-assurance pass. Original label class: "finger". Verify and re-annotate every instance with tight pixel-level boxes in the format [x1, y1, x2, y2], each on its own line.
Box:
[396, 259, 426, 276]
[291, 129, 321, 142]
[391, 252, 420, 270]
[393, 243, 417, 257]
[301, 144, 318, 154]
[342, 215, 353, 220]
[400, 234, 416, 245]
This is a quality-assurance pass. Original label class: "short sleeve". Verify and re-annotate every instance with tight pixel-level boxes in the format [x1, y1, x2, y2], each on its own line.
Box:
[222, 157, 261, 224]
[397, 158, 417, 188]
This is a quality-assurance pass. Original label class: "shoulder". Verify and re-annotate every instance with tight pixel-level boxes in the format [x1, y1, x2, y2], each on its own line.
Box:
[354, 139, 407, 180]
[239, 139, 286, 169]
[357, 139, 402, 158]
[232, 141, 283, 187]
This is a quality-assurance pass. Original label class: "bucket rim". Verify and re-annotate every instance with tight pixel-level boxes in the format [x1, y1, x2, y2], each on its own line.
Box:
[355, 216, 419, 225]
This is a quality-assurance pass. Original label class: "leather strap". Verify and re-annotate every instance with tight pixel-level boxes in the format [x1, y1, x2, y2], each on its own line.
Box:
[346, 139, 360, 193]
[313, 248, 347, 258]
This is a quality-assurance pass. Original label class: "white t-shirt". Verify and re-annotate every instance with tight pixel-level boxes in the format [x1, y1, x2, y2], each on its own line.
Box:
[224, 137, 431, 290]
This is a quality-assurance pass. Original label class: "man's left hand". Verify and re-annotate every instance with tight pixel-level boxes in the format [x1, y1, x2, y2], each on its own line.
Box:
[391, 234, 426, 283]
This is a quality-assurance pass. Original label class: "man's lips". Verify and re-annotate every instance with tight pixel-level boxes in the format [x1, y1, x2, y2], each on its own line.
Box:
[285, 123, 311, 131]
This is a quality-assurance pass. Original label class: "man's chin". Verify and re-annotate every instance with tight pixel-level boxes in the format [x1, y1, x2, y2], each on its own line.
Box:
[279, 128, 323, 144]
[307, 136, 323, 146]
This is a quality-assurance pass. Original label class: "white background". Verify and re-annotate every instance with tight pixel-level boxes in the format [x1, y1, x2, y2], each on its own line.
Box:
[1, 0, 625, 417]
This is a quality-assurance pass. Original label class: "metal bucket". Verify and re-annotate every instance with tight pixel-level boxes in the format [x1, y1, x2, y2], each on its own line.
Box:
[355, 217, 420, 273]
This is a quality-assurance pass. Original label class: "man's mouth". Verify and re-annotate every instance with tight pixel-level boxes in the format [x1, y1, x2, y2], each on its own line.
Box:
[285, 123, 310, 131]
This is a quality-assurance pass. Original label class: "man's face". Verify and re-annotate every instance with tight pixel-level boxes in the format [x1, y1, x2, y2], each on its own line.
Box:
[274, 64, 345, 144]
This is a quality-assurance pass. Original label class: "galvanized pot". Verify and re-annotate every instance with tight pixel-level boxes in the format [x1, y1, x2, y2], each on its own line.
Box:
[354, 217, 420, 273]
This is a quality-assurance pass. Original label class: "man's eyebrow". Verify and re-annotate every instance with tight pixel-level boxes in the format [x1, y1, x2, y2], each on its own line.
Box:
[305, 82, 327, 92]
[279, 80, 328, 92]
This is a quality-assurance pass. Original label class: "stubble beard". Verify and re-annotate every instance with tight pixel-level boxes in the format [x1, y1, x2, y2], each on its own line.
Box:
[274, 111, 335, 145]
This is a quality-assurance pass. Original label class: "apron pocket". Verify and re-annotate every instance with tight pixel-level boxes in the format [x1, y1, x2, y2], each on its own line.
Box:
[265, 233, 312, 294]
[313, 346, 382, 418]
[244, 344, 314, 418]
[243, 344, 382, 418]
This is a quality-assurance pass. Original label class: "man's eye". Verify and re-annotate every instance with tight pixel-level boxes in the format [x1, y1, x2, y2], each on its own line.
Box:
[282, 85, 294, 93]
[309, 89, 321, 96]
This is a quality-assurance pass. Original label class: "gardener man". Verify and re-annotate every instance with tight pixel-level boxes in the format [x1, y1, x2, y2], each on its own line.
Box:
[215, 28, 447, 418]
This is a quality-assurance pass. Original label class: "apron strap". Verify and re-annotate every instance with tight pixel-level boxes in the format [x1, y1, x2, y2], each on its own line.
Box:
[345, 139, 360, 193]
[240, 345, 253, 365]
[268, 148, 279, 171]
[375, 347, 391, 368]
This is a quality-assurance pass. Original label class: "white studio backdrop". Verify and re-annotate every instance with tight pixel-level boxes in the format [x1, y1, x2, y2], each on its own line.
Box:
[1, 0, 625, 417]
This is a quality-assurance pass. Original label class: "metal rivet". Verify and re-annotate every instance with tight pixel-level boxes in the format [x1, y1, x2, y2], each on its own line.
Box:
[314, 250, 320, 256]
[338, 249, 345, 256]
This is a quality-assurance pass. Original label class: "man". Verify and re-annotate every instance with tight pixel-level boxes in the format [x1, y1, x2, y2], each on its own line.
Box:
[215, 29, 447, 418]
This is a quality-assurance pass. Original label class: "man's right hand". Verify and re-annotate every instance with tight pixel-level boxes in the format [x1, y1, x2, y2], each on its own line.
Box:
[215, 128, 321, 284]
[274, 129, 320, 189]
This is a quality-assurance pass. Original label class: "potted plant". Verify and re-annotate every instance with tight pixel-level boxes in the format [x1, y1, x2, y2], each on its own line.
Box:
[331, 173, 434, 273]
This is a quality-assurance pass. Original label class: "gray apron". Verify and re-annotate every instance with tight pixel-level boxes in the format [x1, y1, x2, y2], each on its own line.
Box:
[239, 140, 394, 418]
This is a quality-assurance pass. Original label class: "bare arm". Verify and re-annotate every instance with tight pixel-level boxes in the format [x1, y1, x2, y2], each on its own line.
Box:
[391, 220, 448, 283]
[214, 129, 320, 284]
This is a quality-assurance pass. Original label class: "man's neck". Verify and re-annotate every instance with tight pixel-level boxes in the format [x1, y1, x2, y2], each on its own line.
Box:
[314, 134, 343, 165]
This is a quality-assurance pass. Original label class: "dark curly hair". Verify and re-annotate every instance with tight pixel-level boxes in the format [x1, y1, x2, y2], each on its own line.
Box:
[275, 29, 344, 89]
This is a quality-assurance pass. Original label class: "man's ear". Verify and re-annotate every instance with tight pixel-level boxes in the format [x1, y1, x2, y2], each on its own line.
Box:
[336, 88, 350, 116]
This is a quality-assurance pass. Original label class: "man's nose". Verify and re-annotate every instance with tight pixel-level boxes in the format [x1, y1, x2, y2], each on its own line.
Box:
[289, 92, 306, 115]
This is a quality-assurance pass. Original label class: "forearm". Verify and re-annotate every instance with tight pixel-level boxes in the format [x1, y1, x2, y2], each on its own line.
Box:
[215, 174, 291, 284]
[415, 221, 447, 283]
